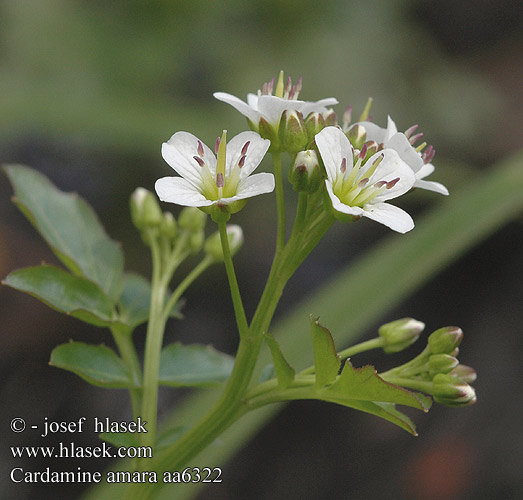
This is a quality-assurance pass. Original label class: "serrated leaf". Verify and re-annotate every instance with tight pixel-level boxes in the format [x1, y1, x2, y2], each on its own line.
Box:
[117, 272, 182, 329]
[50, 342, 136, 388]
[159, 343, 234, 387]
[264, 334, 295, 389]
[324, 360, 432, 412]
[4, 265, 114, 327]
[4, 164, 124, 302]
[310, 316, 340, 387]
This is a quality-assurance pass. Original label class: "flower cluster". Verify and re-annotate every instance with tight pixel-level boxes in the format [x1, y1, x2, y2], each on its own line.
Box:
[155, 71, 448, 232]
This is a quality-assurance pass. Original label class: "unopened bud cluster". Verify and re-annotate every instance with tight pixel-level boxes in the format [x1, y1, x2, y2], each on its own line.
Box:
[381, 325, 476, 407]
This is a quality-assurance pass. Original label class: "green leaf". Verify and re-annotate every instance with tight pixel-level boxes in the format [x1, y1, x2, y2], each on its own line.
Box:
[4, 164, 124, 302]
[310, 316, 340, 387]
[99, 432, 138, 449]
[324, 361, 432, 411]
[155, 425, 186, 452]
[50, 342, 136, 388]
[3, 265, 114, 327]
[264, 334, 295, 389]
[159, 343, 234, 387]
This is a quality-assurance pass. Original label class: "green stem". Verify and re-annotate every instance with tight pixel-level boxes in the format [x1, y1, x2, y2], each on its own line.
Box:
[381, 376, 433, 393]
[218, 221, 250, 339]
[272, 151, 286, 255]
[110, 324, 142, 418]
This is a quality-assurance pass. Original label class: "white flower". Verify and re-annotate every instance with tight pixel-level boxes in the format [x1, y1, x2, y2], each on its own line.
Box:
[155, 130, 274, 214]
[352, 116, 448, 195]
[213, 71, 338, 128]
[316, 126, 416, 233]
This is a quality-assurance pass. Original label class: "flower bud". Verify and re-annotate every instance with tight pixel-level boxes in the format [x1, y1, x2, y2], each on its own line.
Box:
[159, 212, 177, 240]
[178, 207, 207, 232]
[188, 229, 204, 253]
[204, 225, 244, 262]
[288, 150, 323, 193]
[429, 354, 459, 377]
[130, 187, 163, 230]
[279, 110, 308, 153]
[432, 373, 476, 407]
[378, 318, 424, 353]
[428, 326, 463, 354]
[258, 116, 280, 151]
[304, 112, 325, 141]
[346, 124, 367, 150]
[451, 364, 477, 384]
[323, 109, 337, 126]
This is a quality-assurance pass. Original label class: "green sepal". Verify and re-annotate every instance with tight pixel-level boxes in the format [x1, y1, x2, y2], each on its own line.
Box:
[3, 265, 115, 327]
[50, 342, 136, 388]
[264, 334, 295, 389]
[4, 164, 124, 302]
[310, 316, 341, 387]
[158, 343, 234, 387]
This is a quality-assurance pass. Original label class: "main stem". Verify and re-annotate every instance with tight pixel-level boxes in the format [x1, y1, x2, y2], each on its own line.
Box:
[272, 151, 286, 256]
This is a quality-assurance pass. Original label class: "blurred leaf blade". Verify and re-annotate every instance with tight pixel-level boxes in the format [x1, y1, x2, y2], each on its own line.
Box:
[83, 150, 523, 500]
[50, 342, 135, 389]
[3, 164, 124, 302]
[3, 265, 115, 327]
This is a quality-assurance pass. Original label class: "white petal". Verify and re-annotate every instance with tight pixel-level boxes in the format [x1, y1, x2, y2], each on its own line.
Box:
[316, 126, 354, 181]
[256, 95, 293, 125]
[162, 132, 215, 186]
[385, 116, 399, 141]
[226, 131, 270, 177]
[155, 177, 212, 207]
[299, 97, 339, 116]
[235, 172, 275, 200]
[325, 180, 363, 217]
[417, 162, 435, 178]
[386, 133, 424, 172]
[363, 149, 416, 201]
[213, 92, 260, 123]
[247, 93, 259, 109]
[414, 178, 449, 195]
[362, 202, 414, 233]
[357, 121, 387, 143]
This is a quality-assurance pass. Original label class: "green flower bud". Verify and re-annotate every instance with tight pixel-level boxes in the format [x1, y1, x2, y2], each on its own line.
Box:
[204, 225, 244, 262]
[288, 150, 323, 193]
[378, 318, 424, 353]
[178, 207, 207, 232]
[432, 373, 476, 407]
[429, 354, 459, 377]
[130, 187, 163, 230]
[428, 326, 463, 354]
[346, 124, 367, 150]
[450, 364, 477, 384]
[188, 229, 204, 253]
[159, 212, 177, 240]
[279, 110, 308, 153]
[323, 109, 337, 126]
[304, 112, 325, 142]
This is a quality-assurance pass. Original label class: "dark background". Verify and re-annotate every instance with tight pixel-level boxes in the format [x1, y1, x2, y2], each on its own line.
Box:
[1, 1, 522, 499]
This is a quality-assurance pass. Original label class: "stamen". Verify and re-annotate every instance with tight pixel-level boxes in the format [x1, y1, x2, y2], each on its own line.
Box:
[343, 105, 352, 127]
[358, 177, 369, 187]
[404, 124, 419, 139]
[374, 181, 387, 188]
[216, 172, 224, 188]
[197, 140, 204, 157]
[340, 157, 347, 174]
[386, 177, 400, 189]
[262, 82, 268, 95]
[241, 141, 250, 156]
[422, 145, 435, 164]
[238, 155, 246, 168]
[268, 78, 275, 95]
[284, 76, 292, 98]
[415, 141, 427, 153]
[359, 143, 368, 160]
[215, 136, 221, 155]
[364, 153, 384, 180]
[193, 156, 205, 167]
[409, 132, 424, 145]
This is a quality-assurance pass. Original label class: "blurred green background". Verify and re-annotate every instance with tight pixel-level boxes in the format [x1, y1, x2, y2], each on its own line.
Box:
[1, 1, 522, 499]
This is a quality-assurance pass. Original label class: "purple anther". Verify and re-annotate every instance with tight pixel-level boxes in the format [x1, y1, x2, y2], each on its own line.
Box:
[238, 155, 246, 168]
[268, 78, 275, 95]
[284, 76, 292, 95]
[404, 124, 419, 139]
[358, 177, 369, 187]
[359, 143, 368, 159]
[193, 156, 205, 167]
[374, 180, 387, 188]
[340, 157, 347, 173]
[409, 132, 424, 145]
[422, 145, 435, 164]
[343, 105, 352, 124]
[216, 172, 224, 188]
[241, 141, 250, 156]
[386, 177, 400, 189]
[215, 136, 221, 155]
[197, 140, 205, 157]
